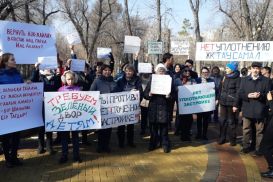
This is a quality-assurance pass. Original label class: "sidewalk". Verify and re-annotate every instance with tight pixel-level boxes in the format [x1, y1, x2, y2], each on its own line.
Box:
[0, 122, 272, 182]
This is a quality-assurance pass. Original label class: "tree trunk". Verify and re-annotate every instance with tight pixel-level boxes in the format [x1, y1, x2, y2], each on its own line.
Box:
[189, 0, 201, 75]
[241, 0, 252, 41]
[157, 0, 161, 63]
[124, 0, 132, 36]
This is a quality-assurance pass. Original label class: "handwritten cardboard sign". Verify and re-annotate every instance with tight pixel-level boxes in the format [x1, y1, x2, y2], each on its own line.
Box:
[170, 40, 190, 55]
[38, 56, 57, 70]
[195, 41, 273, 61]
[97, 47, 112, 59]
[0, 83, 44, 135]
[178, 82, 215, 114]
[100, 91, 140, 129]
[66, 32, 81, 45]
[148, 41, 163, 54]
[124, 36, 141, 53]
[0, 21, 57, 64]
[70, 59, 86, 72]
[138, 63, 152, 73]
[44, 91, 101, 131]
[151, 74, 172, 95]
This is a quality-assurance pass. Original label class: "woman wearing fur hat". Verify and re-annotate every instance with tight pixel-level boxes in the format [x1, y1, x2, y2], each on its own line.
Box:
[218, 61, 241, 146]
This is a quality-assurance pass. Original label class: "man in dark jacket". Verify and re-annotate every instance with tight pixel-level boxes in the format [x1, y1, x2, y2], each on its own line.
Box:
[185, 59, 198, 79]
[162, 53, 175, 129]
[239, 62, 271, 154]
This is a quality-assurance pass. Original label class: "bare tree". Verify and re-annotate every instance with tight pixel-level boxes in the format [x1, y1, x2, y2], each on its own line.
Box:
[188, 0, 202, 74]
[124, 0, 132, 36]
[59, 0, 116, 63]
[189, 0, 202, 42]
[218, 0, 271, 41]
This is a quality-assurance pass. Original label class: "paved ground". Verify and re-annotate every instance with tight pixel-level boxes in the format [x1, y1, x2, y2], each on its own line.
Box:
[1, 121, 273, 182]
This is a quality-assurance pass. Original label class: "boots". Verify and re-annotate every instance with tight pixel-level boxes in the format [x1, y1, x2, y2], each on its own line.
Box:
[37, 139, 46, 154]
[261, 167, 273, 178]
[46, 138, 56, 155]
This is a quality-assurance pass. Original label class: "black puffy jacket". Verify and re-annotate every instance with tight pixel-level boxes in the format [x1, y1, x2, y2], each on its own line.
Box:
[219, 71, 241, 107]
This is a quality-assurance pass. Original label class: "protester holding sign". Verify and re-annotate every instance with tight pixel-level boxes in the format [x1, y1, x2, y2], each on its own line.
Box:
[31, 62, 61, 155]
[239, 62, 271, 155]
[195, 67, 216, 140]
[0, 53, 24, 168]
[116, 65, 143, 148]
[218, 62, 240, 146]
[58, 71, 82, 163]
[90, 64, 119, 153]
[185, 59, 198, 79]
[144, 63, 172, 153]
[175, 67, 197, 141]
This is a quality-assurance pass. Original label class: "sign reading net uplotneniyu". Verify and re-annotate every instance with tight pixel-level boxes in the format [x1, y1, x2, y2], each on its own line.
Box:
[178, 83, 215, 114]
[100, 91, 141, 129]
[44, 91, 101, 132]
[0, 21, 57, 64]
[195, 41, 273, 61]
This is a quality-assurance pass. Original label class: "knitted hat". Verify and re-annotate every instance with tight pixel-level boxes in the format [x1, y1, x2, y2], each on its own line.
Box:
[154, 63, 167, 72]
[226, 61, 238, 72]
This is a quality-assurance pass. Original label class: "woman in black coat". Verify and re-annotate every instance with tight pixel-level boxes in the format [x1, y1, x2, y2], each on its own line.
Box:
[116, 65, 143, 148]
[90, 64, 119, 153]
[31, 63, 61, 155]
[218, 62, 240, 146]
[144, 63, 173, 153]
[260, 91, 273, 178]
[195, 67, 216, 140]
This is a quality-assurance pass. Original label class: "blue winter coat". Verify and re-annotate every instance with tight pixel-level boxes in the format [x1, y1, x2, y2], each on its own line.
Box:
[0, 68, 23, 85]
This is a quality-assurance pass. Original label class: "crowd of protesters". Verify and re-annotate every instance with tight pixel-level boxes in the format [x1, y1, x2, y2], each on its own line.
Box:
[1, 50, 273, 179]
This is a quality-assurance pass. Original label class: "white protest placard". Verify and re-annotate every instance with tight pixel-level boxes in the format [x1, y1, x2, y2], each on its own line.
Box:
[0, 21, 57, 64]
[170, 40, 190, 55]
[124, 36, 141, 53]
[70, 59, 86, 72]
[195, 41, 273, 61]
[138, 63, 152, 73]
[38, 56, 57, 70]
[178, 82, 215, 114]
[0, 83, 44, 135]
[97, 47, 111, 59]
[100, 91, 141, 129]
[148, 41, 163, 54]
[151, 74, 172, 95]
[44, 91, 101, 132]
[66, 32, 81, 45]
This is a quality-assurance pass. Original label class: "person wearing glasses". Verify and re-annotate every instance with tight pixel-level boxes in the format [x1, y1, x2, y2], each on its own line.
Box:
[175, 66, 196, 141]
[195, 67, 217, 140]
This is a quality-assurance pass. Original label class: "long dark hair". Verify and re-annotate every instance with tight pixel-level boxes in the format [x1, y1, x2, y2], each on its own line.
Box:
[0, 53, 14, 68]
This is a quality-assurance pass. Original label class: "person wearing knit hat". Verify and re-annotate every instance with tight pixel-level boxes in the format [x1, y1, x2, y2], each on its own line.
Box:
[218, 61, 240, 146]
[154, 63, 167, 74]
[226, 61, 239, 72]
[143, 63, 172, 153]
